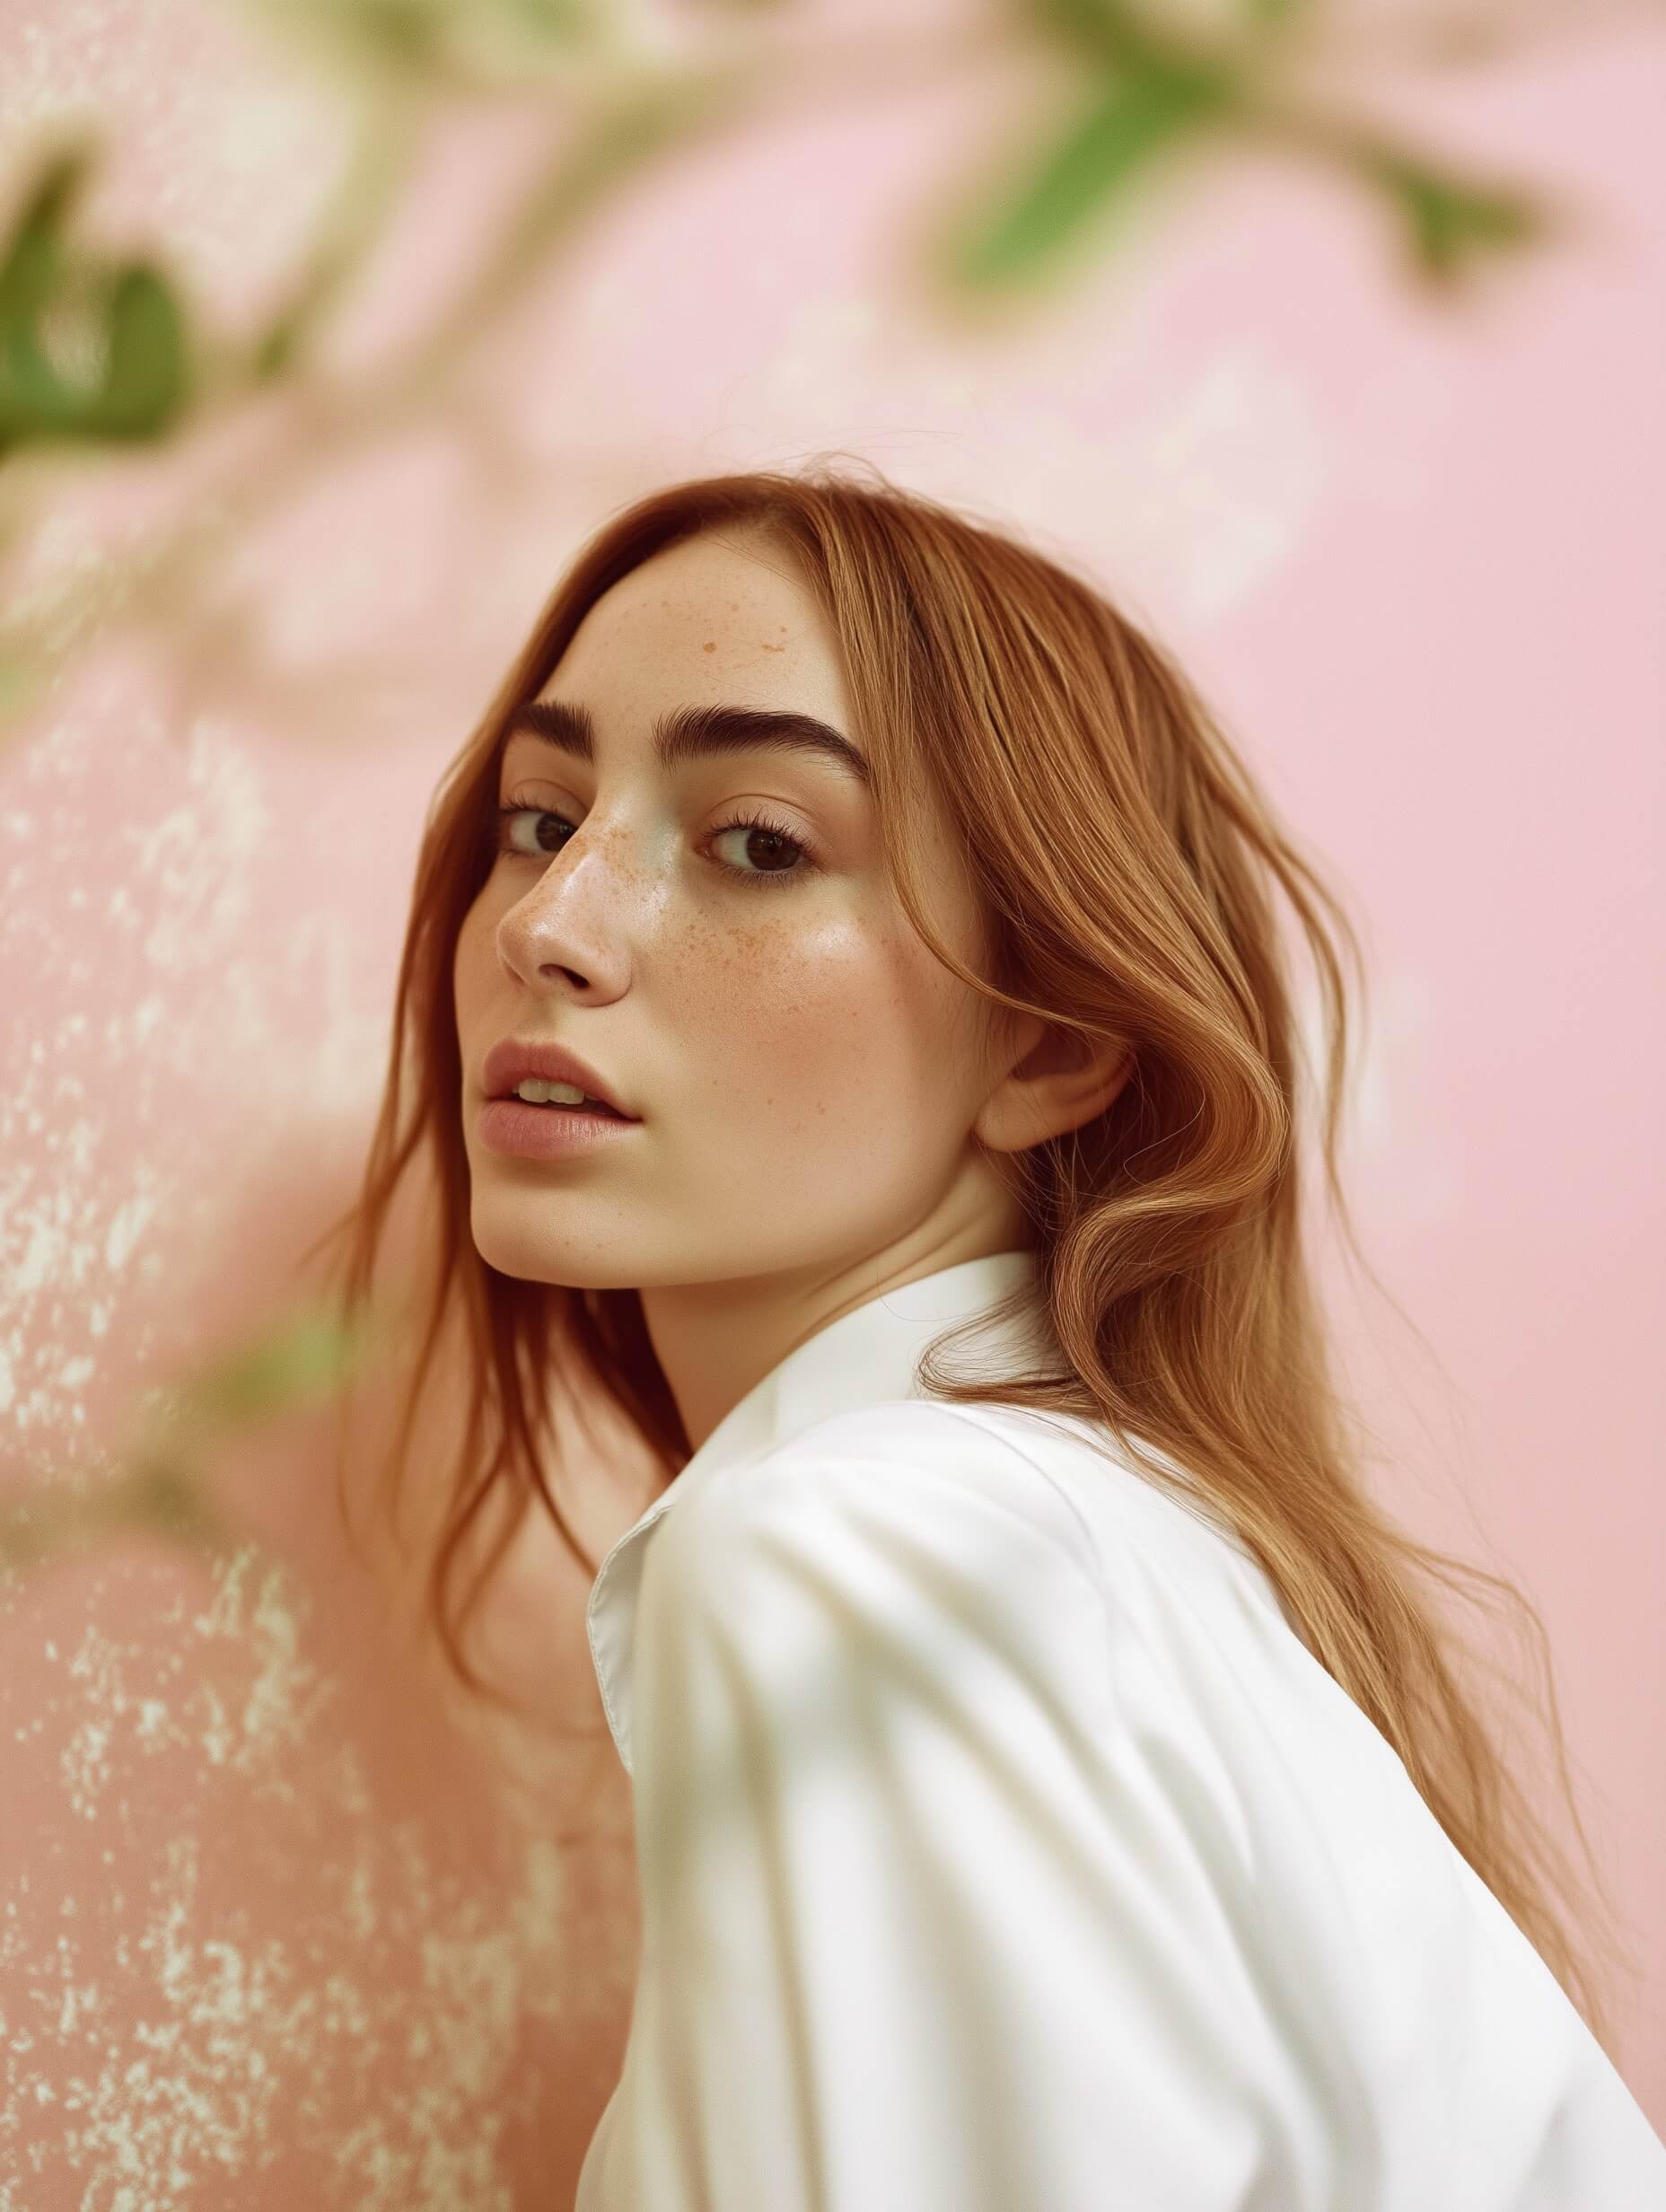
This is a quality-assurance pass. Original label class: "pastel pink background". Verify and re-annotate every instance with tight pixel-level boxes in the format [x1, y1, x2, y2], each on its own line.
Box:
[2, 2, 1662, 2202]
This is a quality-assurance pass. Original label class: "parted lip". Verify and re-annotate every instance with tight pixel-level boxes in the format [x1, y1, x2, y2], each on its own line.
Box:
[480, 1036, 639, 1119]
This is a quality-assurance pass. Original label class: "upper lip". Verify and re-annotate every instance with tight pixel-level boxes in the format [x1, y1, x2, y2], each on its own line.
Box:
[481, 1037, 639, 1119]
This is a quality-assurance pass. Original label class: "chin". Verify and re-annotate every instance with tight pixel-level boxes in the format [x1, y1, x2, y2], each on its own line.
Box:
[466, 1206, 632, 1293]
[465, 1196, 559, 1281]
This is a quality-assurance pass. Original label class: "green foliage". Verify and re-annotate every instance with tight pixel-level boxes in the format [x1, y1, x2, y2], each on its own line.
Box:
[1024, 0, 1156, 67]
[1031, 0, 1313, 54]
[1366, 153, 1543, 281]
[334, 0, 454, 71]
[0, 1450, 234, 1576]
[0, 8, 1583, 471]
[0, 1300, 375, 1580]
[953, 55, 1241, 288]
[177, 1302, 373, 1431]
[0, 0, 1613, 1583]
[0, 151, 190, 459]
[259, 0, 607, 86]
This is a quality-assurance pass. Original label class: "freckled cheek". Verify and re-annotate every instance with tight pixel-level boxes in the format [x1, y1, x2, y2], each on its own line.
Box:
[668, 917, 927, 1135]
[665, 914, 862, 1044]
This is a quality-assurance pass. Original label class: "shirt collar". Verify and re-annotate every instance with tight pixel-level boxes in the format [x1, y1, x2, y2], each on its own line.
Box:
[584, 1248, 1050, 1775]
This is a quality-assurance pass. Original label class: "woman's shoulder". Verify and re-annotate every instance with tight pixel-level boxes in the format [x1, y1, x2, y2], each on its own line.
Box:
[671, 1394, 1106, 1590]
[671, 1393, 1274, 1614]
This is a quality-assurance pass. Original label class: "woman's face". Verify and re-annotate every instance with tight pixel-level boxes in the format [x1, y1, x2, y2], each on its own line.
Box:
[453, 528, 1029, 1296]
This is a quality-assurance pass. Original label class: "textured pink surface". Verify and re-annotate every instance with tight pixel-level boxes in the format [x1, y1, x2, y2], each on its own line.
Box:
[2, 1, 1662, 2199]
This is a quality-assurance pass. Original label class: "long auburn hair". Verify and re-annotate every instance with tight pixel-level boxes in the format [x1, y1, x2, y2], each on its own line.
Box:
[299, 460, 1635, 2058]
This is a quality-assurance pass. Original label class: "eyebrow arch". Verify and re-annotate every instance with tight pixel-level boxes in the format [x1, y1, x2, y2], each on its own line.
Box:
[502, 697, 872, 792]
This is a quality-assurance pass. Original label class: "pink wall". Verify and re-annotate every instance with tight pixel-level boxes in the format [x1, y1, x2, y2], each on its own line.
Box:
[3, 1, 1662, 2199]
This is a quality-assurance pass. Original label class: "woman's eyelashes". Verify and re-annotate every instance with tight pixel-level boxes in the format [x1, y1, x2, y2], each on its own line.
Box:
[493, 799, 818, 891]
[705, 806, 818, 889]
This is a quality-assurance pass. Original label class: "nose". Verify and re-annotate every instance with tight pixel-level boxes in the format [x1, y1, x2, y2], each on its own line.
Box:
[495, 819, 634, 996]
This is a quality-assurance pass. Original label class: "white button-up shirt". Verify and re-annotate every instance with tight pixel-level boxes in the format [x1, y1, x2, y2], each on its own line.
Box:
[575, 1251, 1665, 2209]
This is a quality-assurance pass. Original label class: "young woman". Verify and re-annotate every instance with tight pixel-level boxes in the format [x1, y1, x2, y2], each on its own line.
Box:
[311, 466, 1665, 2207]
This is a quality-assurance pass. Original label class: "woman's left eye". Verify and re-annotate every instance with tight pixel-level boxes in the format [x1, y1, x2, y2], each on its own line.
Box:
[493, 802, 815, 890]
[706, 809, 814, 889]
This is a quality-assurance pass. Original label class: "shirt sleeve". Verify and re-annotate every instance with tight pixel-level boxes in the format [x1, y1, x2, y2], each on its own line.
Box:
[574, 1433, 1286, 2211]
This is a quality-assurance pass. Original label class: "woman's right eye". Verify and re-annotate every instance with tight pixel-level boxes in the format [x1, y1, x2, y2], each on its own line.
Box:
[495, 803, 571, 857]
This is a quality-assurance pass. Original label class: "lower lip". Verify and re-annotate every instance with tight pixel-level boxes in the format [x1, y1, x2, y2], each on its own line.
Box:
[478, 1099, 643, 1160]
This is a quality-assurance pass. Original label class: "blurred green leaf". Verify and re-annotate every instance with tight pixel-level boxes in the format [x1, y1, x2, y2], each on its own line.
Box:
[508, 0, 601, 30]
[83, 265, 188, 432]
[1, 1452, 235, 1578]
[953, 57, 1239, 288]
[257, 0, 609, 87]
[1363, 151, 1543, 280]
[354, 0, 446, 70]
[250, 304, 305, 382]
[178, 1302, 373, 1432]
[0, 1301, 373, 1583]
[0, 149, 191, 457]
[0, 152, 85, 322]
[115, 1454, 232, 1544]
[1023, 0, 1158, 70]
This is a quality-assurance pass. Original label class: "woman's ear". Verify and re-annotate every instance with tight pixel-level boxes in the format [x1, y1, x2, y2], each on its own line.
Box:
[974, 1014, 1135, 1154]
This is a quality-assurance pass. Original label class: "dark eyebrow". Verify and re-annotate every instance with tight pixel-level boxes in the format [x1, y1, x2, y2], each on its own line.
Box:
[502, 697, 872, 792]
